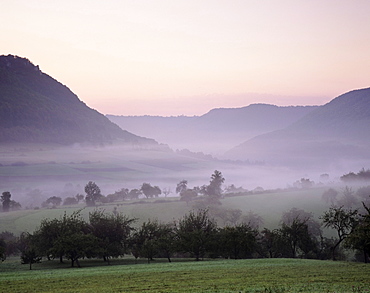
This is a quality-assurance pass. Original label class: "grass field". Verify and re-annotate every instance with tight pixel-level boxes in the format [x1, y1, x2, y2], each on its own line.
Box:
[0, 186, 332, 235]
[0, 258, 369, 292]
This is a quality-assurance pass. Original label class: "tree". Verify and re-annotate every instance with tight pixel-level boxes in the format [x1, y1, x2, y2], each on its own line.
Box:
[85, 181, 102, 206]
[321, 206, 359, 260]
[32, 218, 62, 261]
[338, 186, 358, 208]
[280, 218, 317, 258]
[89, 209, 135, 264]
[345, 202, 370, 263]
[176, 209, 217, 261]
[281, 208, 322, 239]
[63, 197, 78, 206]
[9, 200, 21, 211]
[0, 239, 6, 261]
[205, 170, 225, 203]
[130, 220, 161, 263]
[75, 193, 84, 203]
[141, 183, 161, 198]
[156, 222, 176, 262]
[19, 232, 42, 270]
[322, 188, 338, 206]
[241, 211, 264, 230]
[218, 224, 258, 259]
[1, 191, 11, 212]
[259, 228, 291, 258]
[43, 196, 62, 208]
[33, 210, 98, 267]
[293, 178, 314, 189]
[112, 188, 129, 201]
[128, 189, 141, 200]
[0, 231, 18, 257]
[179, 189, 197, 205]
[162, 187, 171, 197]
[176, 180, 188, 194]
[52, 211, 97, 267]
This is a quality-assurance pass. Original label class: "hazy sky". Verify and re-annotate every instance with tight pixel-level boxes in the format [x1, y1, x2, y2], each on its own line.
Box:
[2, 0, 370, 116]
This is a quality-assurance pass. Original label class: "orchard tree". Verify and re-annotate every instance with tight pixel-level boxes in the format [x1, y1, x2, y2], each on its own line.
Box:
[52, 211, 97, 267]
[45, 196, 62, 207]
[113, 188, 129, 201]
[32, 218, 61, 261]
[176, 209, 217, 261]
[9, 200, 21, 211]
[281, 208, 322, 238]
[89, 209, 135, 264]
[280, 218, 317, 258]
[156, 222, 176, 262]
[19, 232, 42, 270]
[128, 189, 141, 200]
[0, 239, 6, 261]
[75, 193, 84, 203]
[321, 206, 359, 260]
[85, 181, 102, 206]
[218, 224, 258, 259]
[33, 210, 98, 267]
[176, 180, 188, 194]
[241, 211, 264, 230]
[1, 191, 11, 212]
[141, 183, 161, 198]
[162, 187, 171, 197]
[0, 231, 18, 257]
[345, 202, 370, 263]
[259, 228, 290, 258]
[180, 189, 198, 205]
[130, 220, 162, 263]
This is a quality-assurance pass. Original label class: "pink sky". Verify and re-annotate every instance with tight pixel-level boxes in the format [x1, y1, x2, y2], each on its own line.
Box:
[2, 0, 370, 116]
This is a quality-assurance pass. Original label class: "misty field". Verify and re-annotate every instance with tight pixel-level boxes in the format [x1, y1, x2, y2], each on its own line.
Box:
[0, 187, 330, 234]
[0, 258, 369, 293]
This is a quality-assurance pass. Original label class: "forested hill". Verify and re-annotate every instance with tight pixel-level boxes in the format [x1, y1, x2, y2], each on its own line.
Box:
[108, 104, 317, 154]
[226, 87, 370, 167]
[0, 55, 155, 145]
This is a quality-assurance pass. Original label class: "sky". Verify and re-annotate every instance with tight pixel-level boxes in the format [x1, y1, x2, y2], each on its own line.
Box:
[2, 0, 370, 116]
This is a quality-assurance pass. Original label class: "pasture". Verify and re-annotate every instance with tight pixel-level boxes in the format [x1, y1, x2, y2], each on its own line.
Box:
[0, 187, 331, 235]
[0, 258, 369, 292]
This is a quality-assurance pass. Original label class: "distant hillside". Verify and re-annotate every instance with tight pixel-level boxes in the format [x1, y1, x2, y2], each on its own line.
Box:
[108, 104, 317, 154]
[226, 88, 370, 168]
[0, 55, 155, 145]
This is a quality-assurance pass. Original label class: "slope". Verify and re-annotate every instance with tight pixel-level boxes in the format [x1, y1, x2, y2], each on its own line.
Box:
[108, 104, 317, 154]
[0, 55, 154, 145]
[226, 88, 370, 169]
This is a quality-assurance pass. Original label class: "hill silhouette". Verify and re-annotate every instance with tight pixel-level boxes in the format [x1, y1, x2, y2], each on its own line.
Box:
[108, 104, 317, 154]
[0, 55, 155, 145]
[226, 88, 370, 168]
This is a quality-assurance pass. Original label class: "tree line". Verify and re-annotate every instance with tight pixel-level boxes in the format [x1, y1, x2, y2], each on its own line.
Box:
[1, 170, 369, 268]
[0, 202, 369, 269]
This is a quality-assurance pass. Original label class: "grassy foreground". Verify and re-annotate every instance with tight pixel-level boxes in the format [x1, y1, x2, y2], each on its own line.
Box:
[0, 258, 369, 293]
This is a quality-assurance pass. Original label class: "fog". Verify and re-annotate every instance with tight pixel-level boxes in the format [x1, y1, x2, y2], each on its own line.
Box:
[2, 90, 370, 228]
[0, 140, 365, 210]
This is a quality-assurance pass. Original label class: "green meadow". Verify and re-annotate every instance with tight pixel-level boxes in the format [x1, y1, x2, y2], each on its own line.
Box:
[0, 186, 330, 234]
[0, 258, 369, 293]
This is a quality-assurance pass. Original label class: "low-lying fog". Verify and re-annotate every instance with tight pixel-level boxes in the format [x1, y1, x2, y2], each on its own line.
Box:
[0, 142, 365, 209]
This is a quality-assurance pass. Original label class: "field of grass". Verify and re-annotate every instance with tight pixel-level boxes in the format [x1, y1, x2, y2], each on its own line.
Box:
[0, 257, 369, 292]
[0, 186, 332, 235]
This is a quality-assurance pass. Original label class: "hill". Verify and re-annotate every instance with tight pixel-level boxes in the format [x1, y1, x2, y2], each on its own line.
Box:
[0, 55, 155, 145]
[107, 104, 317, 154]
[226, 88, 370, 169]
